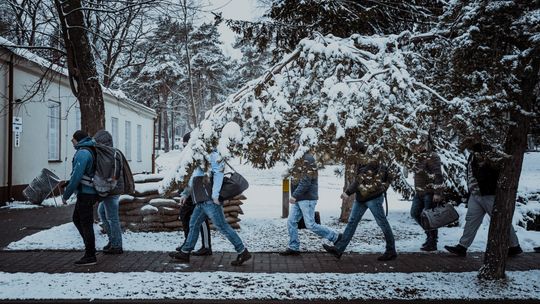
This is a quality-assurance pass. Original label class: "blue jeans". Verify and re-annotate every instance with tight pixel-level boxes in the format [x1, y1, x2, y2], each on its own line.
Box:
[410, 193, 435, 228]
[98, 195, 122, 248]
[287, 200, 339, 251]
[181, 201, 245, 253]
[335, 195, 395, 253]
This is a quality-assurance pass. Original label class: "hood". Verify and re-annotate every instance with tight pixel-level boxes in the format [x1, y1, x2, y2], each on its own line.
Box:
[75, 136, 96, 149]
[94, 129, 113, 147]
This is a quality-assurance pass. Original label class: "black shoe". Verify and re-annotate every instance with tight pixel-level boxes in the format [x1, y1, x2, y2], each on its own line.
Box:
[508, 245, 523, 257]
[231, 249, 252, 266]
[377, 251, 397, 261]
[323, 244, 342, 259]
[444, 244, 467, 257]
[169, 251, 190, 262]
[420, 243, 437, 252]
[279, 248, 301, 256]
[534, 247, 540, 253]
[334, 233, 343, 245]
[103, 243, 111, 251]
[192, 247, 212, 256]
[103, 247, 123, 255]
[74, 255, 97, 266]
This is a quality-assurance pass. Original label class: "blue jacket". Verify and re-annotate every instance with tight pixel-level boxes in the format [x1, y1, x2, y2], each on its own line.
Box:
[181, 151, 225, 203]
[63, 137, 98, 200]
[291, 153, 318, 201]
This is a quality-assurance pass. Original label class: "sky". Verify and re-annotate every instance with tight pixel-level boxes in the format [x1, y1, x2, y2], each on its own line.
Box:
[203, 0, 266, 59]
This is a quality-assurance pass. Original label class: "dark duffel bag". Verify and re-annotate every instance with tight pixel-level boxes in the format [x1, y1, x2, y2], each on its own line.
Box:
[421, 202, 459, 230]
[298, 211, 321, 229]
[218, 161, 249, 201]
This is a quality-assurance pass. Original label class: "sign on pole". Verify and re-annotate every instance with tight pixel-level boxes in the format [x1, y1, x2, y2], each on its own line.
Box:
[13, 117, 22, 147]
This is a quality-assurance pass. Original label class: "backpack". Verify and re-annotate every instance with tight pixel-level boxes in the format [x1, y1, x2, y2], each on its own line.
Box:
[81, 144, 126, 197]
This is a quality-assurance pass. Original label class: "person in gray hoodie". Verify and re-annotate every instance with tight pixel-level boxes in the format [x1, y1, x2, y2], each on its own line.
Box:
[94, 130, 124, 254]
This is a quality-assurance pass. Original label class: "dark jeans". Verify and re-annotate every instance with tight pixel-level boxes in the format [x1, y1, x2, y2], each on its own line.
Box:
[73, 193, 99, 257]
[410, 193, 435, 227]
[179, 202, 211, 250]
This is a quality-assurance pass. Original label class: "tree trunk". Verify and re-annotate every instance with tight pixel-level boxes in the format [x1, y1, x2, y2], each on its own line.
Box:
[54, 0, 105, 135]
[157, 104, 162, 151]
[339, 163, 356, 222]
[478, 57, 539, 280]
[171, 109, 175, 150]
[182, 0, 198, 126]
[163, 93, 170, 153]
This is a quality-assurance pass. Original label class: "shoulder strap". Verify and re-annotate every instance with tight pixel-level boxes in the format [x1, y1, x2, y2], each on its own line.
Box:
[223, 159, 237, 173]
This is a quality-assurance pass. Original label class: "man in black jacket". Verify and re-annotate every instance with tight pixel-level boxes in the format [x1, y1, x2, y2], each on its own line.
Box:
[445, 140, 522, 257]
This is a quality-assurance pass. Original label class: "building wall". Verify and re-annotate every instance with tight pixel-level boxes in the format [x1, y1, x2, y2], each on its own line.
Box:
[0, 54, 155, 202]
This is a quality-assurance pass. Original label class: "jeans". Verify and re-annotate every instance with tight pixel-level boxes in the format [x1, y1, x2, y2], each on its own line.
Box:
[179, 202, 211, 249]
[98, 195, 122, 248]
[181, 201, 245, 253]
[335, 195, 395, 253]
[287, 200, 338, 251]
[410, 193, 436, 229]
[459, 194, 519, 248]
[73, 193, 99, 257]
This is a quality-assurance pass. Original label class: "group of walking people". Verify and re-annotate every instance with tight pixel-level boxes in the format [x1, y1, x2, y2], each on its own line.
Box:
[64, 129, 538, 267]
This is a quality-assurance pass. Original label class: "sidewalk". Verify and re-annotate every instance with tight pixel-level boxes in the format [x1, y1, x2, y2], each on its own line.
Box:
[1, 206, 539, 303]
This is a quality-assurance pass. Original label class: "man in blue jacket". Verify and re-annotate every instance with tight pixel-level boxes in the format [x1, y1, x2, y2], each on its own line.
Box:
[62, 130, 100, 266]
[281, 151, 340, 256]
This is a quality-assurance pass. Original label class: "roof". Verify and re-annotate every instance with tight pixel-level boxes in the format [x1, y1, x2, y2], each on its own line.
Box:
[0, 36, 156, 118]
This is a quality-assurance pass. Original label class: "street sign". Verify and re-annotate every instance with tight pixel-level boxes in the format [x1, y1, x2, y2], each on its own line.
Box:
[14, 131, 21, 147]
[12, 116, 22, 132]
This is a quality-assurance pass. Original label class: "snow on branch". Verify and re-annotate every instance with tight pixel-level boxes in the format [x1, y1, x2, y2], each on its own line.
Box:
[160, 33, 466, 196]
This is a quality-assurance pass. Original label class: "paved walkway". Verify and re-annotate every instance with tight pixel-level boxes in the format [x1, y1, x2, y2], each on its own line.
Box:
[1, 205, 539, 303]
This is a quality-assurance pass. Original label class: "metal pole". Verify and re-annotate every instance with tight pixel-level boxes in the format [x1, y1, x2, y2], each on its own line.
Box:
[282, 178, 289, 218]
[7, 54, 14, 202]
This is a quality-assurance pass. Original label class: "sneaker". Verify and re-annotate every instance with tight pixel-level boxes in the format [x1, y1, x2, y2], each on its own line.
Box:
[444, 244, 467, 257]
[534, 247, 540, 253]
[192, 247, 212, 256]
[103, 247, 123, 255]
[323, 244, 342, 259]
[231, 249, 252, 266]
[169, 251, 190, 262]
[508, 245, 523, 257]
[103, 243, 111, 251]
[377, 251, 397, 261]
[420, 243, 437, 252]
[279, 248, 301, 256]
[74, 255, 97, 266]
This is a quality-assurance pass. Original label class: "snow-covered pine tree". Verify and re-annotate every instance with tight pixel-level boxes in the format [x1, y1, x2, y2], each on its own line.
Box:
[419, 0, 539, 280]
[160, 32, 465, 205]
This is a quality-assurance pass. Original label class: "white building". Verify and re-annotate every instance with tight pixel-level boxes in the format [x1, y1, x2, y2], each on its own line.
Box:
[0, 37, 156, 203]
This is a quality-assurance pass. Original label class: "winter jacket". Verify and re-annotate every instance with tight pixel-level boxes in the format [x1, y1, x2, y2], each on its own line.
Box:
[63, 137, 98, 200]
[468, 153, 499, 196]
[413, 152, 444, 196]
[345, 161, 389, 203]
[291, 153, 319, 201]
[181, 151, 225, 203]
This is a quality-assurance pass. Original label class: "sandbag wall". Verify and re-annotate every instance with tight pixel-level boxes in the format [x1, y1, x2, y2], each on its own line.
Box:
[118, 174, 244, 232]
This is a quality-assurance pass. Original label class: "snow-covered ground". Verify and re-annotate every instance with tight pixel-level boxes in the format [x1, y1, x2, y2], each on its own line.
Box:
[1, 270, 539, 300]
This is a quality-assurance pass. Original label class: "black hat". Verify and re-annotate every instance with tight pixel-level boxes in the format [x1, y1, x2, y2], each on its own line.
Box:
[73, 130, 88, 142]
[182, 132, 191, 143]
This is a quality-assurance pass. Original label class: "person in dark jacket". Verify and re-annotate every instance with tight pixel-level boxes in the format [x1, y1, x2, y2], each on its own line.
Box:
[280, 151, 340, 256]
[169, 145, 250, 266]
[62, 130, 100, 266]
[409, 137, 444, 251]
[94, 130, 124, 254]
[323, 142, 397, 261]
[174, 132, 212, 256]
[445, 140, 522, 257]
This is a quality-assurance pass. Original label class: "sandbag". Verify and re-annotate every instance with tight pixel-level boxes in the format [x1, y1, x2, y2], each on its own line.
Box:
[149, 198, 178, 208]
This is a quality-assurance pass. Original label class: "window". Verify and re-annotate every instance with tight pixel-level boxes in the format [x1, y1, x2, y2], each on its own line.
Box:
[125, 120, 132, 161]
[111, 117, 119, 148]
[48, 101, 61, 161]
[137, 124, 142, 162]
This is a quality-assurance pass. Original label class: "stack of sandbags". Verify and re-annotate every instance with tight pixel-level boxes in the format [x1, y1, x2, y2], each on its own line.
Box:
[209, 194, 245, 230]
[118, 173, 245, 231]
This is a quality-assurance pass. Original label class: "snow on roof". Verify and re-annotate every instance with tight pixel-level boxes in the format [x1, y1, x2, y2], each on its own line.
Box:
[0, 36, 155, 117]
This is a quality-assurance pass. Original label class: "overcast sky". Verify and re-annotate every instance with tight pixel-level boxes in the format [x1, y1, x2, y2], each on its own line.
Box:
[204, 0, 266, 59]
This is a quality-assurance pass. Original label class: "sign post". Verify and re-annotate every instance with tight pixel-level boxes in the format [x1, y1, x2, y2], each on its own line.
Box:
[12, 116, 22, 148]
[282, 178, 289, 218]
